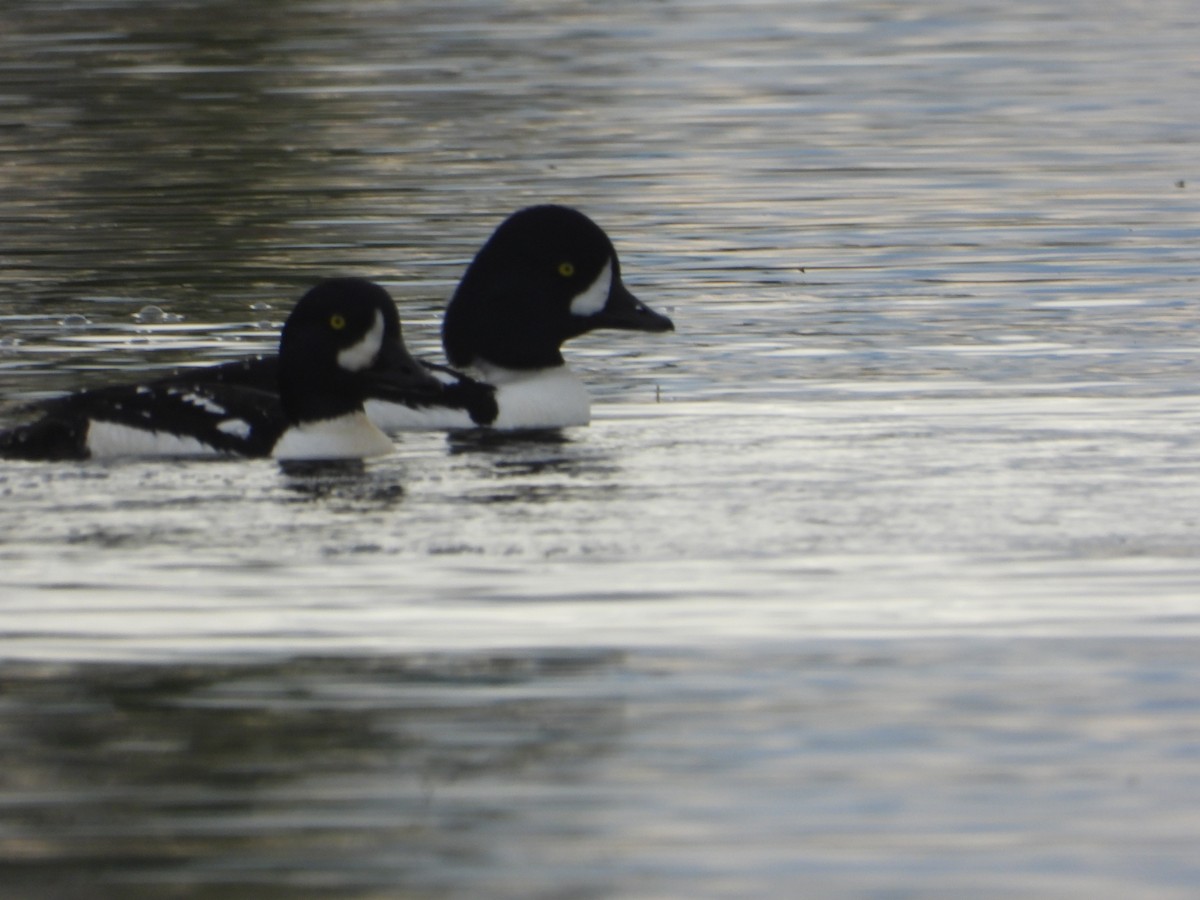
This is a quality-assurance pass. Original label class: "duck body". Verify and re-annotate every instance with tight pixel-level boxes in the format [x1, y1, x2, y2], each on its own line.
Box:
[2, 379, 284, 460]
[0, 278, 433, 461]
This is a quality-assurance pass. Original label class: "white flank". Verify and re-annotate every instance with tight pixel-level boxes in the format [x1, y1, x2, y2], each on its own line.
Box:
[569, 259, 612, 317]
[86, 419, 225, 458]
[485, 365, 590, 429]
[271, 411, 394, 460]
[337, 309, 385, 371]
[217, 418, 252, 439]
[365, 363, 592, 432]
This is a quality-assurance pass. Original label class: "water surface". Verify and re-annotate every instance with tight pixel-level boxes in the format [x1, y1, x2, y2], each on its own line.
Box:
[2, 1, 1200, 896]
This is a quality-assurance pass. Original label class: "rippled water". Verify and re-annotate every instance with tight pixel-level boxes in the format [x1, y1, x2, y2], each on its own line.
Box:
[2, 1, 1200, 896]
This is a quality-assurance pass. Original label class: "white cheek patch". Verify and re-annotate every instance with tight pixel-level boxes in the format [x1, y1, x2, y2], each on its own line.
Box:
[569, 259, 612, 317]
[337, 309, 385, 372]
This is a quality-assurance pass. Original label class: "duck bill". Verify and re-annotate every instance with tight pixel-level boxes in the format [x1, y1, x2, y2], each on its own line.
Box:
[366, 339, 443, 395]
[592, 280, 675, 333]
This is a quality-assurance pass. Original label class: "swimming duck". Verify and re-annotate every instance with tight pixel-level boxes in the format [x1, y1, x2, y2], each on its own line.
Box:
[368, 204, 674, 430]
[0, 278, 437, 461]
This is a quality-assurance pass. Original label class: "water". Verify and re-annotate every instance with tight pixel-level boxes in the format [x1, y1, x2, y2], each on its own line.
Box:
[2, 1, 1200, 896]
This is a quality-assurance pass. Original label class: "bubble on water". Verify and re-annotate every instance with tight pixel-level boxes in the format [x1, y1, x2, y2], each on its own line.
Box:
[59, 314, 91, 328]
[133, 305, 184, 323]
[249, 301, 273, 312]
[133, 305, 165, 323]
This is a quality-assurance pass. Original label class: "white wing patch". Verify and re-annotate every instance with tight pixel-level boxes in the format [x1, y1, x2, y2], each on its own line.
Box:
[217, 418, 252, 439]
[179, 392, 226, 415]
[569, 259, 612, 317]
[337, 309, 385, 372]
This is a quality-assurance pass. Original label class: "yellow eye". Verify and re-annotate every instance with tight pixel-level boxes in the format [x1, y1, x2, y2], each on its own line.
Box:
[557, 261, 575, 278]
[329, 314, 346, 330]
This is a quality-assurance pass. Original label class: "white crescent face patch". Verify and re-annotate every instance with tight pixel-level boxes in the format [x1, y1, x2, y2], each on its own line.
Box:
[569, 258, 612, 317]
[337, 309, 385, 372]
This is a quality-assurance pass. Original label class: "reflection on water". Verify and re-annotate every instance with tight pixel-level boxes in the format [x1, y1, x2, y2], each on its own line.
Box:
[445, 428, 574, 455]
[6, 641, 1200, 898]
[0, 652, 625, 900]
[278, 460, 408, 512]
[444, 428, 622, 504]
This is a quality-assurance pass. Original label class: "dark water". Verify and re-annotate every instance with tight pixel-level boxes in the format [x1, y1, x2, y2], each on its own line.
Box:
[2, 1, 1200, 896]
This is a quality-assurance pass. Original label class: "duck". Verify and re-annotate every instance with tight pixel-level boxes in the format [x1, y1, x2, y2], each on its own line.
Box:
[0, 278, 440, 461]
[367, 204, 674, 431]
[3, 206, 675, 442]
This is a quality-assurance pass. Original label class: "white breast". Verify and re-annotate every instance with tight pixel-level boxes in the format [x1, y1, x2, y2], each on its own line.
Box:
[271, 411, 395, 460]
